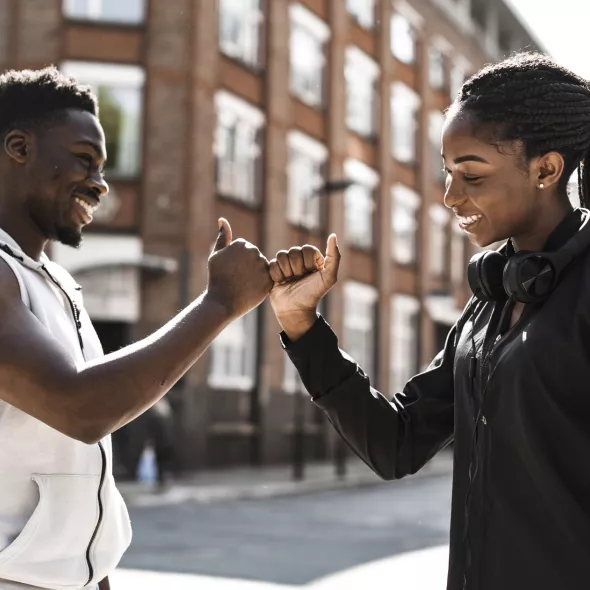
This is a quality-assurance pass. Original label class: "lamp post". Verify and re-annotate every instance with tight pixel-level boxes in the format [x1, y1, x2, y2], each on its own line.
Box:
[291, 178, 354, 482]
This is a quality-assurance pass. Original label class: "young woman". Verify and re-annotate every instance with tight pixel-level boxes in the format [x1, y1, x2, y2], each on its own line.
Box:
[268, 53, 590, 590]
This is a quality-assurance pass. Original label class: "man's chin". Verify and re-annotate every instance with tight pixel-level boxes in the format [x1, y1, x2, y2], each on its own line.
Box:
[55, 226, 83, 249]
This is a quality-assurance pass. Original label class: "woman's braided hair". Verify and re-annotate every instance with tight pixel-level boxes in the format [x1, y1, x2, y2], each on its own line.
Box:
[454, 52, 590, 208]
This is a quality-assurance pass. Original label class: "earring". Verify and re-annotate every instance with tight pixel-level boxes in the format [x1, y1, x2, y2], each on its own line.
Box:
[539, 183, 545, 189]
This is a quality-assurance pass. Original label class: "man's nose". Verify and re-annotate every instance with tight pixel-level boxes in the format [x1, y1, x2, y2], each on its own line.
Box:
[88, 172, 109, 200]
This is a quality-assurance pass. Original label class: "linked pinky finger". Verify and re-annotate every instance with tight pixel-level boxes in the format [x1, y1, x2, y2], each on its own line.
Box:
[269, 260, 286, 284]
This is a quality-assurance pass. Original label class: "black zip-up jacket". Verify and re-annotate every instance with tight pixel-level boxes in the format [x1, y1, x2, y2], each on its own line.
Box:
[282, 210, 590, 589]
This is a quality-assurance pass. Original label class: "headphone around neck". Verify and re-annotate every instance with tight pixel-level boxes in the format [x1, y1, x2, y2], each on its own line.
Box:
[467, 209, 590, 304]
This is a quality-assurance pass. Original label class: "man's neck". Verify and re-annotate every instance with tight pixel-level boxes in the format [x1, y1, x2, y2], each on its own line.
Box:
[0, 212, 47, 261]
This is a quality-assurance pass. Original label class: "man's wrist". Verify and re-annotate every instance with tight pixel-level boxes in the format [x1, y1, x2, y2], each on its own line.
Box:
[277, 309, 318, 342]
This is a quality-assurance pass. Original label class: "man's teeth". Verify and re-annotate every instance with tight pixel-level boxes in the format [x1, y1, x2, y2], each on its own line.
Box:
[458, 214, 482, 226]
[74, 197, 96, 216]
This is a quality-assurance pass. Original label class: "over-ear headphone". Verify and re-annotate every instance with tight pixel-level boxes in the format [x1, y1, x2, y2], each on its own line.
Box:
[467, 209, 590, 303]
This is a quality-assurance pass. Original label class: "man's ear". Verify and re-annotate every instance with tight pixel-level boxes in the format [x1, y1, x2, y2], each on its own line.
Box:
[4, 129, 33, 165]
[533, 151, 565, 190]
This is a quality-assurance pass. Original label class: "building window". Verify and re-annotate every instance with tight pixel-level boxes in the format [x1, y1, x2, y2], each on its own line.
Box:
[289, 4, 330, 107]
[346, 0, 375, 29]
[428, 45, 446, 90]
[429, 110, 446, 183]
[287, 131, 327, 230]
[392, 184, 420, 265]
[450, 62, 466, 99]
[345, 46, 380, 137]
[61, 61, 144, 178]
[344, 159, 378, 249]
[218, 0, 263, 67]
[214, 91, 264, 205]
[63, 0, 145, 23]
[390, 12, 416, 64]
[391, 82, 421, 164]
[209, 310, 257, 390]
[451, 224, 466, 284]
[284, 301, 325, 394]
[344, 282, 378, 381]
[390, 295, 420, 393]
[429, 205, 449, 276]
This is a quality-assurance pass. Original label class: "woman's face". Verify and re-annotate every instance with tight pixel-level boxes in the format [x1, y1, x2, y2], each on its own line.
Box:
[442, 108, 541, 249]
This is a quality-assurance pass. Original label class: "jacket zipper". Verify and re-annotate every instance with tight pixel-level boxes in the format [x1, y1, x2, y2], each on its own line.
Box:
[85, 441, 107, 586]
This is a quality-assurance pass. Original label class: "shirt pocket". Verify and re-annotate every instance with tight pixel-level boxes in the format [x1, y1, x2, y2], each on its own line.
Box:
[0, 473, 101, 589]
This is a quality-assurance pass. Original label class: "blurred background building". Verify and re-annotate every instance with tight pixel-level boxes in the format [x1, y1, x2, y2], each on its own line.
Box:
[0, 0, 541, 474]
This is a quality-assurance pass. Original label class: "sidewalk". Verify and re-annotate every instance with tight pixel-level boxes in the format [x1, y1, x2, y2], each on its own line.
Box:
[112, 545, 450, 589]
[117, 450, 453, 507]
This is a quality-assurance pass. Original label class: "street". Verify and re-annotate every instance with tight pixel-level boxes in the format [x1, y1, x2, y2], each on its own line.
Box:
[119, 472, 452, 586]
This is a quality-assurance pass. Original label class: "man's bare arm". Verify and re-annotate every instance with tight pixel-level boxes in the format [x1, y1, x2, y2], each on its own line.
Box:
[98, 577, 110, 590]
[0, 221, 272, 444]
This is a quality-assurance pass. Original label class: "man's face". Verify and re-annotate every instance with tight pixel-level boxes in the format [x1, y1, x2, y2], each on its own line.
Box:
[25, 109, 109, 248]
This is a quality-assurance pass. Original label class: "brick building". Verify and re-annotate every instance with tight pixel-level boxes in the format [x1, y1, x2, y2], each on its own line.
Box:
[0, 0, 541, 472]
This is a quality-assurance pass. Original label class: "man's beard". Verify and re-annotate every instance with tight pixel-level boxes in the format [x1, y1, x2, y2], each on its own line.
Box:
[55, 225, 83, 249]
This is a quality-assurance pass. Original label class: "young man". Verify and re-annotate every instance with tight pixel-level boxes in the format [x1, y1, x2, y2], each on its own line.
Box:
[0, 67, 272, 589]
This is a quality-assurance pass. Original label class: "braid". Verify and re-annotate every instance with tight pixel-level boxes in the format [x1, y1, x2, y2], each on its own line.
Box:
[455, 52, 590, 207]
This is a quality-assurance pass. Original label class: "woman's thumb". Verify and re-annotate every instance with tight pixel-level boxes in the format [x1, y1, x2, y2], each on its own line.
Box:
[324, 234, 341, 278]
[213, 218, 233, 252]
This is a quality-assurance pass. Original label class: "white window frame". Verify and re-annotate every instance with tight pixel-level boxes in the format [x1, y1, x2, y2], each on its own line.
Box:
[287, 131, 327, 230]
[63, 0, 146, 23]
[289, 4, 330, 107]
[214, 91, 265, 205]
[343, 282, 378, 381]
[283, 302, 325, 394]
[428, 37, 451, 90]
[392, 184, 421, 265]
[390, 294, 420, 393]
[345, 46, 380, 137]
[429, 110, 446, 182]
[218, 0, 263, 67]
[344, 159, 379, 249]
[346, 0, 376, 30]
[429, 204, 450, 276]
[390, 2, 422, 65]
[450, 57, 471, 100]
[209, 310, 258, 390]
[391, 82, 421, 164]
[61, 61, 145, 178]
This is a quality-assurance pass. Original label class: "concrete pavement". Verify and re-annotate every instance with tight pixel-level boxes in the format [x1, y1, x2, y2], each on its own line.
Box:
[112, 545, 450, 589]
[117, 451, 453, 507]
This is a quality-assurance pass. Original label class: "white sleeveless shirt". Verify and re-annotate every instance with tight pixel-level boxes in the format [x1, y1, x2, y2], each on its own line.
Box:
[0, 229, 132, 589]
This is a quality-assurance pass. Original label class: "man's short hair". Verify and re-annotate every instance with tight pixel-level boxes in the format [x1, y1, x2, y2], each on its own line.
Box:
[0, 66, 98, 138]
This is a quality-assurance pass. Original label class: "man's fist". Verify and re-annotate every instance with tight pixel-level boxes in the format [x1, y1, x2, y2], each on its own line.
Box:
[206, 218, 273, 320]
[269, 234, 340, 341]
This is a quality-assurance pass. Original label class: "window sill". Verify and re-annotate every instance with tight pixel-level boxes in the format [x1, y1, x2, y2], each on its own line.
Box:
[347, 127, 379, 143]
[348, 242, 375, 253]
[63, 17, 145, 29]
[219, 50, 264, 74]
[287, 220, 323, 234]
[290, 91, 324, 112]
[216, 191, 261, 211]
[208, 375, 254, 391]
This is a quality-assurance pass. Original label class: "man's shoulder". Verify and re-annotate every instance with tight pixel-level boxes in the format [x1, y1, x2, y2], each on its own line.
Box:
[0, 250, 22, 302]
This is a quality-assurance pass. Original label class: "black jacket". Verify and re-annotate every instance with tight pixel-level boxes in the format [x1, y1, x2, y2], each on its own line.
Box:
[282, 210, 590, 589]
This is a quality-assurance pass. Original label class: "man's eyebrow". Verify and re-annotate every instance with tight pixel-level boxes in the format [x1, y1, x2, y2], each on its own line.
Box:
[75, 140, 107, 162]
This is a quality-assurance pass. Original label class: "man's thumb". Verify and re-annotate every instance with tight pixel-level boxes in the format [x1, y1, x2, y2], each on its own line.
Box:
[324, 233, 341, 278]
[213, 218, 233, 252]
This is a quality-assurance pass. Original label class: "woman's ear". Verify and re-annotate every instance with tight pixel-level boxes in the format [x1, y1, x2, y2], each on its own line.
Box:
[4, 129, 32, 164]
[534, 151, 565, 190]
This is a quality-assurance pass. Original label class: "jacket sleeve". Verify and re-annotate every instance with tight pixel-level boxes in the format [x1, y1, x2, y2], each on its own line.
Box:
[281, 315, 456, 480]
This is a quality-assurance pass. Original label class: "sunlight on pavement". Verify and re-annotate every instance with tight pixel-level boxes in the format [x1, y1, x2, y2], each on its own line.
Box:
[112, 545, 450, 589]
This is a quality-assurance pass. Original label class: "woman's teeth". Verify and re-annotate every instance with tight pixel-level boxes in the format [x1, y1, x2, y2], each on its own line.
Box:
[458, 214, 482, 228]
[74, 197, 97, 216]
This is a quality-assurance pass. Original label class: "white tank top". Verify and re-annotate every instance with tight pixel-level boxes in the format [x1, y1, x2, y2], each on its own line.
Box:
[0, 229, 132, 590]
